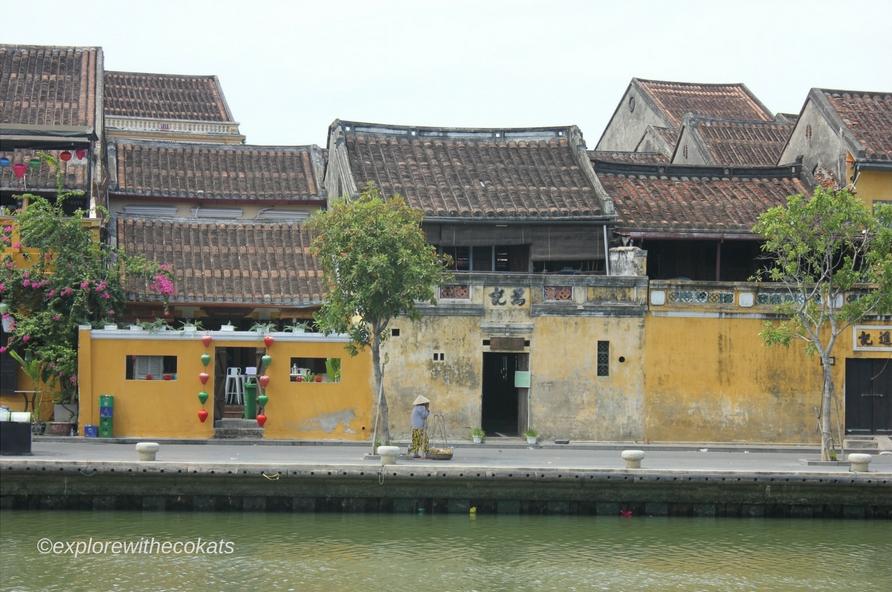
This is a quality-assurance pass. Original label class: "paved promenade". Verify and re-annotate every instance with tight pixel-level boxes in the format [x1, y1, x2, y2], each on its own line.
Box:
[12, 439, 892, 474]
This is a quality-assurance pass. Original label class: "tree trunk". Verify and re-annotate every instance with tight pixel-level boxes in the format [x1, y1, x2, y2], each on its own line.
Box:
[820, 354, 835, 461]
[371, 330, 391, 444]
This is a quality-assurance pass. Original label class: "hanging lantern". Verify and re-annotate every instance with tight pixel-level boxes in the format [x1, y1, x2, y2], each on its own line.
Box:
[199, 372, 209, 385]
[28, 158, 40, 170]
[261, 354, 272, 368]
[13, 163, 27, 178]
[201, 335, 213, 347]
[0, 157, 10, 167]
[256, 413, 267, 427]
[200, 353, 211, 367]
[263, 335, 274, 348]
[198, 391, 209, 404]
[198, 409, 209, 423]
[257, 394, 269, 407]
[76, 148, 87, 160]
[59, 151, 72, 162]
[258, 375, 270, 388]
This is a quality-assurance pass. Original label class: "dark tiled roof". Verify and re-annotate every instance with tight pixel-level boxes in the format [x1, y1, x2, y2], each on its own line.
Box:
[339, 122, 606, 219]
[588, 150, 668, 165]
[116, 217, 323, 306]
[635, 78, 773, 129]
[818, 89, 892, 161]
[104, 71, 233, 122]
[679, 118, 794, 166]
[594, 162, 810, 237]
[112, 140, 324, 201]
[0, 149, 88, 193]
[0, 44, 100, 128]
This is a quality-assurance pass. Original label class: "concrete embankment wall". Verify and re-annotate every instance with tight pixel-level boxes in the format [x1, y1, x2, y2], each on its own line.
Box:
[2, 462, 890, 519]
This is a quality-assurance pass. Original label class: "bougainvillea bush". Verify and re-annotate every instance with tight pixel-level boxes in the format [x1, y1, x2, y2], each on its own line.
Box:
[0, 153, 173, 404]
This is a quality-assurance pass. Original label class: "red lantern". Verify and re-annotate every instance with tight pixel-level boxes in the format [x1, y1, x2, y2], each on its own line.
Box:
[75, 148, 87, 160]
[259, 375, 270, 388]
[13, 163, 27, 178]
[201, 335, 213, 347]
[198, 409, 209, 423]
[199, 372, 209, 385]
[256, 413, 267, 427]
[263, 335, 274, 348]
[59, 151, 72, 162]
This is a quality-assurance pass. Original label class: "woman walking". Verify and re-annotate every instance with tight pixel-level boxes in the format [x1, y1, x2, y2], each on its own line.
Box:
[408, 395, 431, 458]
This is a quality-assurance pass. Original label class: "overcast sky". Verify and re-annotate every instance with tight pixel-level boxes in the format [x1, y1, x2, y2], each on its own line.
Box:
[7, 0, 891, 147]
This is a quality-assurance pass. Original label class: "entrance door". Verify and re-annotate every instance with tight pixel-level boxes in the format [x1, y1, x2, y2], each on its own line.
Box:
[482, 352, 522, 435]
[845, 358, 892, 435]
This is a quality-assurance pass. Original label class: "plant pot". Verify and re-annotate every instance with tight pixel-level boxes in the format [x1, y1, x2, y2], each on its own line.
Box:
[526, 436, 537, 445]
[46, 421, 73, 436]
[220, 325, 235, 332]
[182, 325, 197, 333]
[129, 325, 143, 332]
[103, 324, 118, 331]
[472, 436, 483, 444]
[53, 403, 78, 423]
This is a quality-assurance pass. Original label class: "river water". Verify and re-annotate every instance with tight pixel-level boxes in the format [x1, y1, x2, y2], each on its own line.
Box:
[1, 511, 890, 591]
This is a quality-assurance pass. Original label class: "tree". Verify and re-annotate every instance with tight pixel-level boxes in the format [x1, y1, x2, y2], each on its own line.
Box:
[753, 186, 892, 460]
[308, 184, 450, 445]
[0, 153, 173, 407]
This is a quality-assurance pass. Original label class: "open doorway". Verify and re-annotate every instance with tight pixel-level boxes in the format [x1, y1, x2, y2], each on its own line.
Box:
[482, 352, 527, 435]
[213, 347, 263, 423]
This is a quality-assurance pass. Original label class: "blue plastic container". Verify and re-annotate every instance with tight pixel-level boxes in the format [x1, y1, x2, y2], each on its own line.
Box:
[84, 424, 98, 438]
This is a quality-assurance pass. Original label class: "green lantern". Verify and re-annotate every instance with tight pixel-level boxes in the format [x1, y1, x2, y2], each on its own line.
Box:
[261, 354, 272, 368]
[257, 394, 269, 407]
[29, 157, 41, 170]
[200, 353, 211, 367]
[198, 391, 209, 404]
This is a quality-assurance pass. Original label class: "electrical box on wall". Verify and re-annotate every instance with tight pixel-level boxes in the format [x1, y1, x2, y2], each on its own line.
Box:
[514, 371, 531, 388]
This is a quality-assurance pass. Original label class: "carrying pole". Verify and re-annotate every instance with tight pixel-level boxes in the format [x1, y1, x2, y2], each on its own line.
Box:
[369, 380, 384, 455]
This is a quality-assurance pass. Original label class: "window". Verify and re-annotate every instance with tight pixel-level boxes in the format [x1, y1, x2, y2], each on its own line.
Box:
[438, 245, 529, 272]
[126, 355, 177, 380]
[290, 357, 341, 383]
[596, 341, 609, 377]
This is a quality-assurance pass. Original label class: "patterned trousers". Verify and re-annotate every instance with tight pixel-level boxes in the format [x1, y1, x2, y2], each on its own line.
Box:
[409, 427, 429, 456]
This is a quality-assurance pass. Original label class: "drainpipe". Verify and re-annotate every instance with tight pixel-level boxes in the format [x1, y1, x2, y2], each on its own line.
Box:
[602, 225, 610, 275]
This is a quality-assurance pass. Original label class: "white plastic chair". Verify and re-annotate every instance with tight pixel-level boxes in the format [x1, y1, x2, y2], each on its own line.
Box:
[224, 367, 244, 404]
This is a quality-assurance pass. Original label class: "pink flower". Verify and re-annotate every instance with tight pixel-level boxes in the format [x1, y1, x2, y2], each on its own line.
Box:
[11, 242, 20, 250]
[0, 282, 5, 293]
[2, 225, 12, 233]
[69, 375, 77, 385]
[159, 263, 173, 272]
[52, 314, 62, 321]
[100, 291, 111, 300]
[22, 279, 30, 288]
[22, 334, 30, 343]
[0, 346, 6, 354]
[61, 287, 74, 297]
[22, 271, 29, 279]
[80, 280, 90, 290]
[47, 289, 56, 298]
[150, 273, 175, 296]
[5, 261, 14, 270]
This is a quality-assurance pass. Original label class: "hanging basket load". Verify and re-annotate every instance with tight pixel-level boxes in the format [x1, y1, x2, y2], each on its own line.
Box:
[425, 413, 454, 460]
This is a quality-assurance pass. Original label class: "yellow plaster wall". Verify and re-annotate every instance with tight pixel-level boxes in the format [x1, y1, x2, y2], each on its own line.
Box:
[852, 168, 892, 207]
[77, 329, 373, 440]
[0, 371, 55, 420]
[382, 316, 483, 439]
[643, 315, 891, 443]
[530, 316, 645, 440]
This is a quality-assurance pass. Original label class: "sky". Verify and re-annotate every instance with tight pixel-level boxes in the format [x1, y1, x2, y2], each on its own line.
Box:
[6, 0, 892, 147]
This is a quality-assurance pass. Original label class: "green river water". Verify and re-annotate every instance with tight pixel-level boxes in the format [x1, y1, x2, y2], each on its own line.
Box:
[0, 511, 890, 591]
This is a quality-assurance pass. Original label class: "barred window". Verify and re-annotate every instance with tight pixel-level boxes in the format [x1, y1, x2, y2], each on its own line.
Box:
[597, 341, 609, 377]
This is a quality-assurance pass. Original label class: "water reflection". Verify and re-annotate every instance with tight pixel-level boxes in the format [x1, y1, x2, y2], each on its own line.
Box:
[1, 511, 890, 591]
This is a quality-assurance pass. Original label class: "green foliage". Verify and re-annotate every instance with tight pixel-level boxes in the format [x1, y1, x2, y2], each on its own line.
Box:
[470, 427, 486, 439]
[307, 183, 451, 351]
[753, 187, 892, 347]
[325, 357, 341, 382]
[0, 153, 174, 403]
[523, 428, 538, 438]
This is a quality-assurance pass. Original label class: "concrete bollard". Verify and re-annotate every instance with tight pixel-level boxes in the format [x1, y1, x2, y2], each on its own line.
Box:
[135, 442, 160, 461]
[377, 445, 400, 466]
[621, 449, 645, 469]
[847, 453, 872, 472]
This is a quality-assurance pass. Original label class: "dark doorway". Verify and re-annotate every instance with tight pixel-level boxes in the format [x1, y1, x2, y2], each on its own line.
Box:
[482, 352, 523, 435]
[213, 347, 262, 423]
[845, 358, 892, 435]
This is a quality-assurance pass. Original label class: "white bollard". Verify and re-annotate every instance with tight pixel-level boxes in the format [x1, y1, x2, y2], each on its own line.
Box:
[377, 445, 400, 466]
[621, 449, 645, 469]
[847, 453, 872, 472]
[135, 442, 160, 461]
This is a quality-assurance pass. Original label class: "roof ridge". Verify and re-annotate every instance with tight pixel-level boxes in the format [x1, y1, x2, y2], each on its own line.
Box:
[816, 87, 892, 97]
[105, 70, 219, 80]
[633, 77, 751, 88]
[0, 43, 101, 51]
[682, 114, 794, 127]
[114, 139, 321, 151]
[594, 161, 801, 179]
[335, 119, 576, 137]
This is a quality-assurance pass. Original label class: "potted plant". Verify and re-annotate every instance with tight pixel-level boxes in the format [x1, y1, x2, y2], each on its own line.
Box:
[470, 427, 486, 444]
[250, 321, 276, 335]
[140, 318, 170, 333]
[284, 320, 309, 334]
[180, 319, 203, 333]
[220, 320, 236, 332]
[523, 428, 539, 445]
[325, 358, 341, 383]
[129, 319, 144, 332]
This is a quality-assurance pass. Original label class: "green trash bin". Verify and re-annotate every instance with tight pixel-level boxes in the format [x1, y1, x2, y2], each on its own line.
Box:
[243, 381, 257, 420]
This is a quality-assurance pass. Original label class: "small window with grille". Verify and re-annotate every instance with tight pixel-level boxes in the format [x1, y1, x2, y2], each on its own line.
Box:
[597, 341, 609, 377]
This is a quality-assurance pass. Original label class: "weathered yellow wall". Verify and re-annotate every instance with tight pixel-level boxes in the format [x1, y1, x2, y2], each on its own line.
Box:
[0, 372, 55, 420]
[531, 316, 645, 440]
[383, 316, 483, 440]
[643, 315, 891, 443]
[77, 329, 373, 440]
[850, 167, 892, 207]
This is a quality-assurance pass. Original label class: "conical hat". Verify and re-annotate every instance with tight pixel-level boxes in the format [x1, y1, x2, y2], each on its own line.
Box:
[413, 395, 430, 405]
